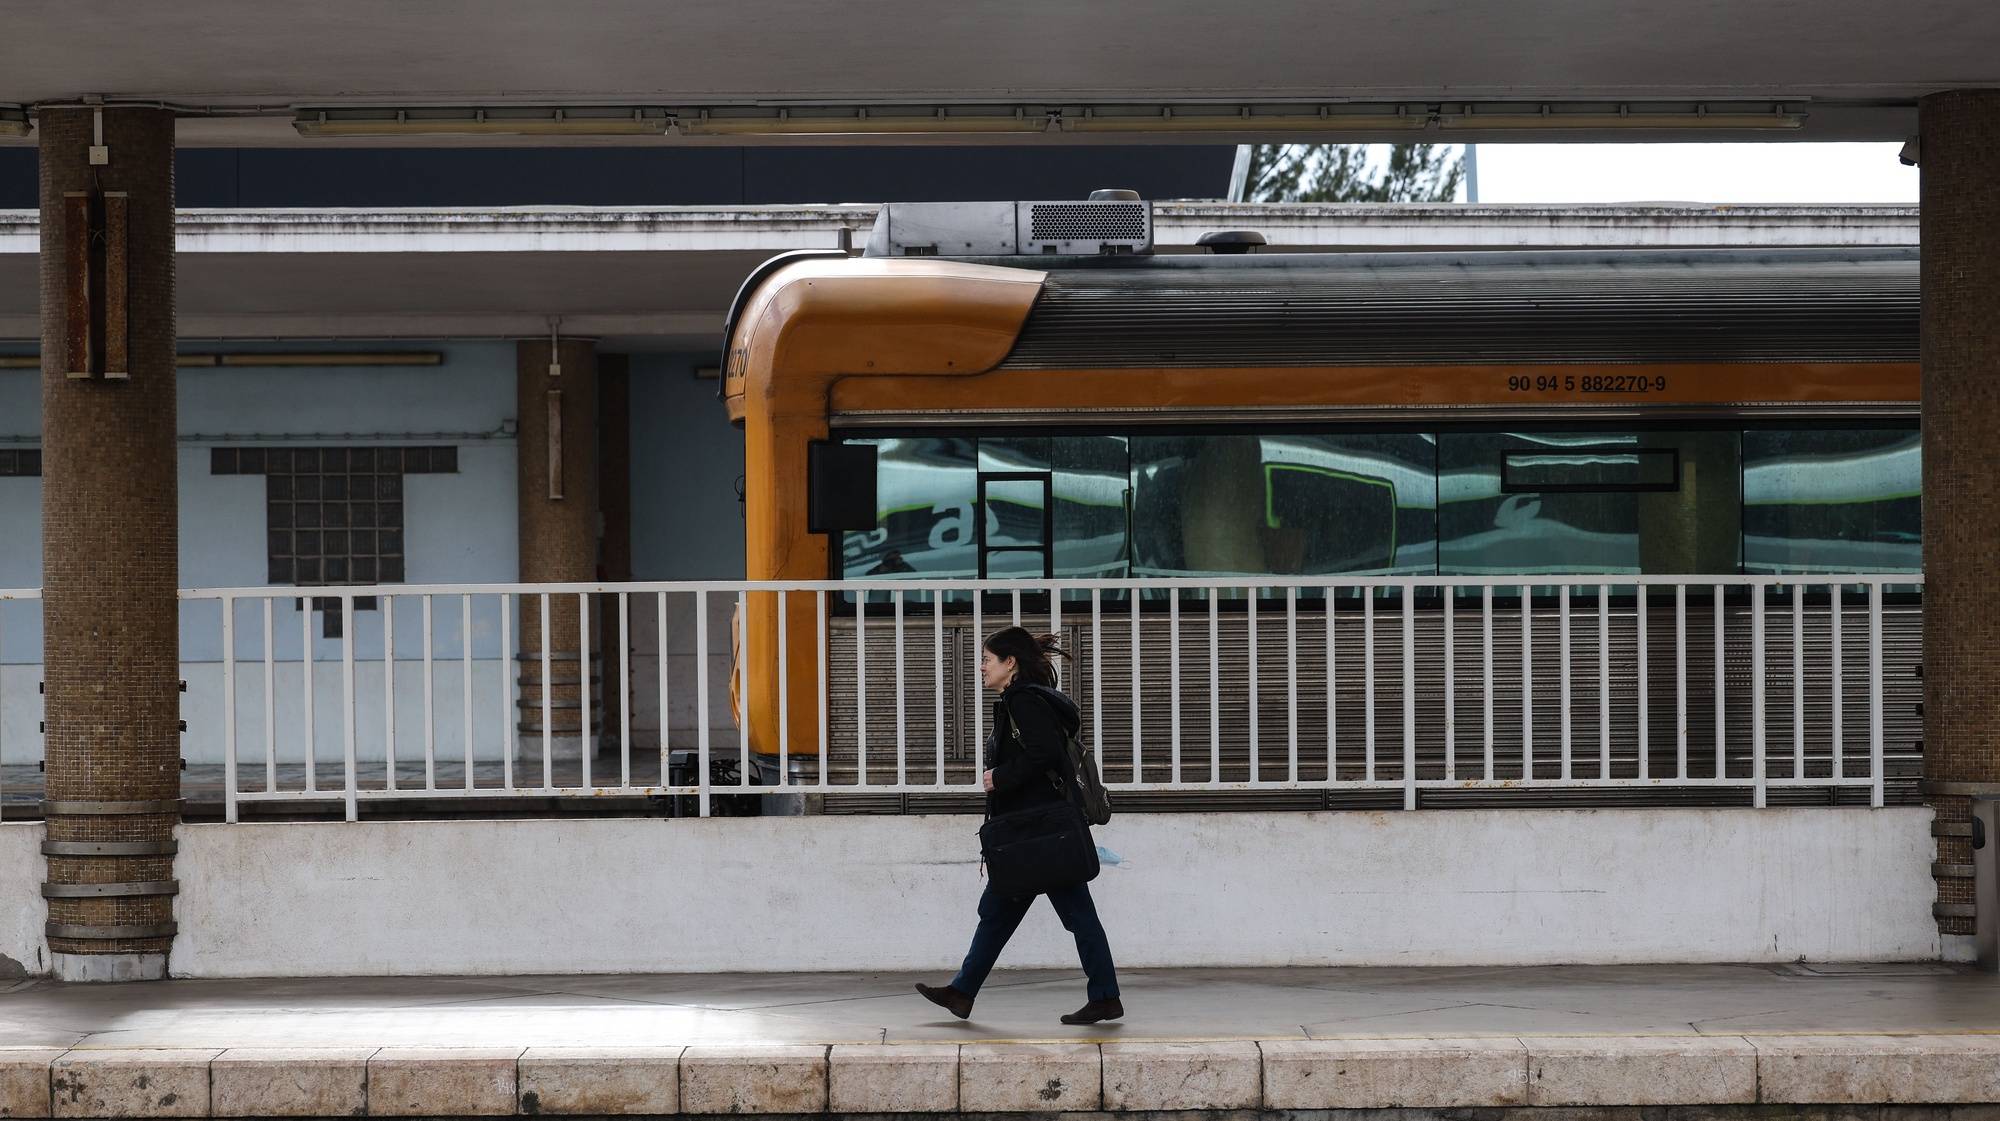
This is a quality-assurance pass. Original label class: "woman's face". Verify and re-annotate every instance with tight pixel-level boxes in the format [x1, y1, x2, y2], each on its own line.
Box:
[981, 647, 1016, 692]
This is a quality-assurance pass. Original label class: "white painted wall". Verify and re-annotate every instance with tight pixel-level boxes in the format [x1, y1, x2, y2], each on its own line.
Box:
[0, 822, 43, 978]
[0, 345, 523, 764]
[167, 807, 1938, 978]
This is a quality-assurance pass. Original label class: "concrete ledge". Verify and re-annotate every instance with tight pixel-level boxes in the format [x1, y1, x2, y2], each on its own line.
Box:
[15, 1034, 2000, 1115]
[829, 1044, 960, 1114]
[209, 1048, 372, 1118]
[48, 1050, 219, 1119]
[1102, 1041, 1262, 1111]
[518, 1046, 683, 1116]
[960, 1043, 1103, 1112]
[1752, 1034, 2000, 1104]
[0, 1049, 64, 1119]
[1261, 1037, 1530, 1109]
[367, 1047, 521, 1117]
[680, 1045, 829, 1115]
[1526, 1035, 1758, 1106]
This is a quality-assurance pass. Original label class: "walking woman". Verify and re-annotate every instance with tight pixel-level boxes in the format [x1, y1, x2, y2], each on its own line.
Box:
[916, 627, 1123, 1025]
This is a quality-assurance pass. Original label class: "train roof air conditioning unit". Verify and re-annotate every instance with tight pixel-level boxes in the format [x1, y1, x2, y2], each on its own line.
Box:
[864, 190, 1152, 258]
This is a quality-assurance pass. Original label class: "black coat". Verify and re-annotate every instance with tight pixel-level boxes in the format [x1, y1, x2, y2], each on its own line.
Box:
[985, 682, 1080, 818]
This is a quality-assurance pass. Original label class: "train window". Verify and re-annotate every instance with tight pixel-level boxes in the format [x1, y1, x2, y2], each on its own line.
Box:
[838, 437, 977, 581]
[1440, 431, 1740, 576]
[978, 436, 1132, 595]
[1130, 434, 1436, 587]
[1742, 429, 1920, 574]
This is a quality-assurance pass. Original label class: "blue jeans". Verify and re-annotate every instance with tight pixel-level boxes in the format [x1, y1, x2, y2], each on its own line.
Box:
[950, 881, 1119, 1002]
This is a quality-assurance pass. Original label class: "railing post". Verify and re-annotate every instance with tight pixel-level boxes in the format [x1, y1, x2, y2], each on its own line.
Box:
[695, 589, 710, 818]
[1637, 581, 1650, 781]
[1131, 591, 1142, 784]
[1286, 586, 1299, 785]
[1401, 585, 1416, 810]
[222, 594, 238, 823]
[1364, 590, 1376, 782]
[1559, 583, 1572, 781]
[383, 594, 397, 792]
[341, 595, 358, 822]
[1752, 581, 1767, 808]
[1869, 580, 1885, 808]
[1443, 585, 1454, 782]
[464, 593, 477, 791]
[1832, 584, 1844, 783]
[1248, 590, 1260, 783]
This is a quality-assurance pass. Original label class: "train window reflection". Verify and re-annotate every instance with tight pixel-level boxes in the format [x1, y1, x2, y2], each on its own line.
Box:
[839, 437, 976, 580]
[1743, 429, 1920, 574]
[1441, 432, 1741, 575]
[1501, 448, 1678, 492]
[1131, 434, 1437, 585]
[979, 436, 1131, 594]
[838, 425, 1914, 593]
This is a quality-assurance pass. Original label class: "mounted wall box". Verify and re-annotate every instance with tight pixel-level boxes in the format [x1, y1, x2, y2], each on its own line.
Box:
[807, 441, 878, 534]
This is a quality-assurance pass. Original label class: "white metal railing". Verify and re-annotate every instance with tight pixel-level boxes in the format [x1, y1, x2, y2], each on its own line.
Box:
[156, 574, 1922, 821]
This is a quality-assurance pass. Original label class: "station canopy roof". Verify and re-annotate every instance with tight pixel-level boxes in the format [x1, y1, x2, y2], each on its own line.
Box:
[1, 1, 1995, 146]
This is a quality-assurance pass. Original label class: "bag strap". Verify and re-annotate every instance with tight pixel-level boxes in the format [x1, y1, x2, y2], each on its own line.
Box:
[1000, 691, 1076, 799]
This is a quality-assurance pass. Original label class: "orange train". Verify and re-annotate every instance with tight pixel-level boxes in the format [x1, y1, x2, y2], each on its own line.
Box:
[723, 198, 1918, 772]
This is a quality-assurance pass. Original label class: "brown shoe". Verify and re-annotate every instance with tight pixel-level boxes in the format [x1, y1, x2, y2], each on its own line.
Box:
[915, 982, 973, 1019]
[1061, 997, 1124, 1025]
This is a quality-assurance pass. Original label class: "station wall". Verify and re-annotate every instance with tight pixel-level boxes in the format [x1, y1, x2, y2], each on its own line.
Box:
[0, 344, 751, 765]
[142, 806, 1938, 978]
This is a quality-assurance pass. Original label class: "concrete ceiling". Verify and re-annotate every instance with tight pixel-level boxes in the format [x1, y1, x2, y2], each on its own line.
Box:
[3, 1, 1995, 144]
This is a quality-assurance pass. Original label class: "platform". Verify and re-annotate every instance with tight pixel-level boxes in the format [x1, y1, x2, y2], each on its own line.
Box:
[5, 964, 2000, 1115]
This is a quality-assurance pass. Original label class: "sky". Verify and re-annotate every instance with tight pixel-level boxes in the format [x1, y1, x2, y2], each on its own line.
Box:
[1467, 142, 1919, 204]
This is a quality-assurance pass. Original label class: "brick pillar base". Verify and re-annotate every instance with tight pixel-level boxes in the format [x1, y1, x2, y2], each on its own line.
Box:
[1920, 89, 2000, 938]
[517, 339, 600, 761]
[38, 107, 179, 980]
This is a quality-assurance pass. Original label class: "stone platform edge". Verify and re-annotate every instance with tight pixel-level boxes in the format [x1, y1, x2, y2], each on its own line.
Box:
[5, 1035, 2000, 1117]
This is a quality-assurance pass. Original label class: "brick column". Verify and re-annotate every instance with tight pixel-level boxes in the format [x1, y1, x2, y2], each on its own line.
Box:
[596, 354, 632, 750]
[516, 339, 600, 761]
[1920, 89, 2000, 939]
[38, 107, 180, 981]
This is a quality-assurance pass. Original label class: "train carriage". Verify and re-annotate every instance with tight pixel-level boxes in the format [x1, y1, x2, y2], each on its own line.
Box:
[722, 197, 1921, 811]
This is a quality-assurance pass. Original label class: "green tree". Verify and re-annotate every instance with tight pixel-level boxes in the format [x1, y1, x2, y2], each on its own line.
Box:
[1241, 143, 1464, 202]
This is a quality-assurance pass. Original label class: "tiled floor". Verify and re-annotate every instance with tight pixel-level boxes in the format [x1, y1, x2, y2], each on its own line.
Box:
[3, 963, 1995, 1049]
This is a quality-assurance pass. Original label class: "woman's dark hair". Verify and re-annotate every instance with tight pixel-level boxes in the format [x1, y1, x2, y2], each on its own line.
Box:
[984, 625, 1070, 688]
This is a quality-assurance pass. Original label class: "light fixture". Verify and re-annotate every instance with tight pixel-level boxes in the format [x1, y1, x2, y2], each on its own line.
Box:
[286, 99, 1811, 141]
[1435, 104, 1805, 131]
[1059, 108, 1430, 134]
[0, 107, 29, 139]
[676, 107, 1051, 137]
[293, 107, 670, 138]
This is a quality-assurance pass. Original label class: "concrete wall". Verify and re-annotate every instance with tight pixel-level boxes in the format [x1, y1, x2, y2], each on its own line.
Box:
[628, 353, 744, 582]
[164, 807, 1938, 978]
[0, 822, 43, 977]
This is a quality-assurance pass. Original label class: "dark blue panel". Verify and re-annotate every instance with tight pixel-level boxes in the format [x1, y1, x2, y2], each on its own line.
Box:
[1, 145, 1231, 207]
